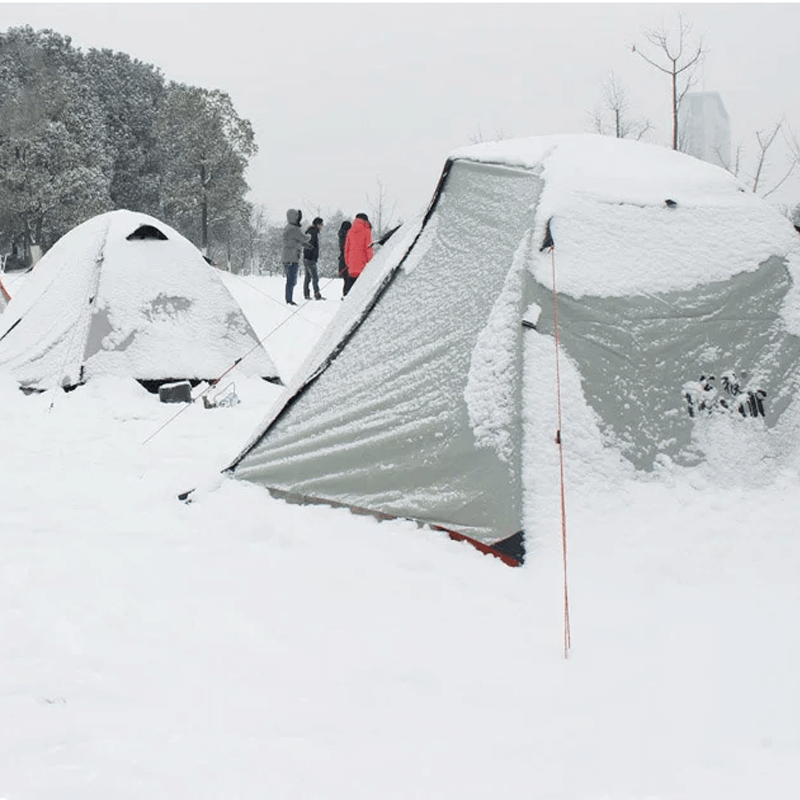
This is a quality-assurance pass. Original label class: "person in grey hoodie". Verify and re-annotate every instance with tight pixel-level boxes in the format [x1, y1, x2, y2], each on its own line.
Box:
[282, 209, 310, 305]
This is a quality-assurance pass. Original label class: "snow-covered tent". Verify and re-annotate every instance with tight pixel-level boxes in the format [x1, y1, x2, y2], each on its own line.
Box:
[0, 210, 280, 391]
[226, 135, 800, 566]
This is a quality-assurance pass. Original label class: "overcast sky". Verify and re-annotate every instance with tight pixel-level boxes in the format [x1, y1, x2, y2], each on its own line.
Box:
[3, 2, 800, 224]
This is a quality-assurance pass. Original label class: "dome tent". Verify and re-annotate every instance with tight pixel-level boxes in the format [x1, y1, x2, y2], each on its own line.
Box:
[0, 210, 280, 391]
[224, 135, 800, 566]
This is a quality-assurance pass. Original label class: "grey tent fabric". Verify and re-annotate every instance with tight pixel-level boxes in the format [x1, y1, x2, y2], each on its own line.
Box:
[231, 160, 541, 548]
[228, 135, 800, 562]
[531, 255, 800, 470]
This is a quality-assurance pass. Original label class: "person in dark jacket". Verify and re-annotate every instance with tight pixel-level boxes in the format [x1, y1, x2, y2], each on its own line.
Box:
[282, 209, 310, 305]
[338, 219, 354, 297]
[302, 217, 325, 300]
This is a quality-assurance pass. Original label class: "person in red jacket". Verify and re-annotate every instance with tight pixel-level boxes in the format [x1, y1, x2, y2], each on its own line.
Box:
[344, 212, 373, 284]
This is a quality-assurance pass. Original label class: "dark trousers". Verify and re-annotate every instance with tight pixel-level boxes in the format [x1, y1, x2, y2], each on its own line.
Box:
[303, 259, 321, 298]
[341, 268, 357, 296]
[284, 262, 299, 303]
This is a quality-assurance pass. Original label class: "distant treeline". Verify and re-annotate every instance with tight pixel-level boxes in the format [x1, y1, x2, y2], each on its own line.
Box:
[0, 25, 257, 268]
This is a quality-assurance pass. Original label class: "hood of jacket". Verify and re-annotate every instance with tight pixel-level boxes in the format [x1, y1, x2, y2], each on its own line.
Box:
[286, 209, 302, 225]
[350, 217, 370, 233]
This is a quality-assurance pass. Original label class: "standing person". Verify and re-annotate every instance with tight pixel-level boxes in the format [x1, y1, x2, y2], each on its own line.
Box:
[344, 212, 373, 290]
[302, 217, 325, 300]
[282, 209, 309, 305]
[337, 219, 354, 297]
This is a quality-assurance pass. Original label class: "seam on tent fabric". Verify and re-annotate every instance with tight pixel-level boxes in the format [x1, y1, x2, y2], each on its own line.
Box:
[225, 159, 457, 472]
[54, 219, 110, 394]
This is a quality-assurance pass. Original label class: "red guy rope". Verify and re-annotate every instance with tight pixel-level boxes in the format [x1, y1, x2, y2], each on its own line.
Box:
[550, 245, 572, 659]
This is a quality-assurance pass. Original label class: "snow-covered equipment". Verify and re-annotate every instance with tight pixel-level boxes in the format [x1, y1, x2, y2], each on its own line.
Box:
[224, 135, 800, 566]
[0, 210, 281, 392]
[202, 381, 240, 409]
[158, 380, 193, 404]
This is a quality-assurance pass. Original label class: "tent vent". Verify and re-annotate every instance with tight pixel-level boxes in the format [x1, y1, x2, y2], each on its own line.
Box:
[126, 224, 168, 241]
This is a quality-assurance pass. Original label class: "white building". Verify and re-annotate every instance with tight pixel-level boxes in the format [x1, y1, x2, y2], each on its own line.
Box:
[679, 91, 731, 170]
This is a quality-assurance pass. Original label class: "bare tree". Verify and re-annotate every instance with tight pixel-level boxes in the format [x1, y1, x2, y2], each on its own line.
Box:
[751, 123, 793, 197]
[367, 176, 398, 239]
[718, 121, 799, 199]
[590, 72, 653, 140]
[633, 15, 705, 150]
[468, 126, 510, 145]
[469, 126, 485, 145]
[714, 141, 743, 178]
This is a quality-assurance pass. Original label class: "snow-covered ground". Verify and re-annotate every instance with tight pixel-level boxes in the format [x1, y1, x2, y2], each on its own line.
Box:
[1, 270, 799, 799]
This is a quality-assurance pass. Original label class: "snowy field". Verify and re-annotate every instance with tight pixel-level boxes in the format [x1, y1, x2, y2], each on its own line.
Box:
[1, 269, 799, 799]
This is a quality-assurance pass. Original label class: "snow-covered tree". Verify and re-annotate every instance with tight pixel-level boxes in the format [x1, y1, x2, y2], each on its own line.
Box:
[84, 48, 165, 216]
[155, 83, 257, 256]
[0, 27, 260, 265]
[0, 27, 112, 261]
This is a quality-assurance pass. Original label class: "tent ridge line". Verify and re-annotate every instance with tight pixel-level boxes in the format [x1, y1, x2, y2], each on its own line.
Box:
[59, 218, 112, 391]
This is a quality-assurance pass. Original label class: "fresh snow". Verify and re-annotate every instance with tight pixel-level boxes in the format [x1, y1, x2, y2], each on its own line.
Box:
[1, 271, 798, 799]
[2, 136, 800, 797]
[453, 135, 800, 303]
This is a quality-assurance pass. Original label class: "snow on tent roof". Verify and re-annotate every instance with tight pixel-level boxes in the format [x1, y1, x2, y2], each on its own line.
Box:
[0, 210, 280, 391]
[226, 134, 800, 565]
[450, 134, 800, 302]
